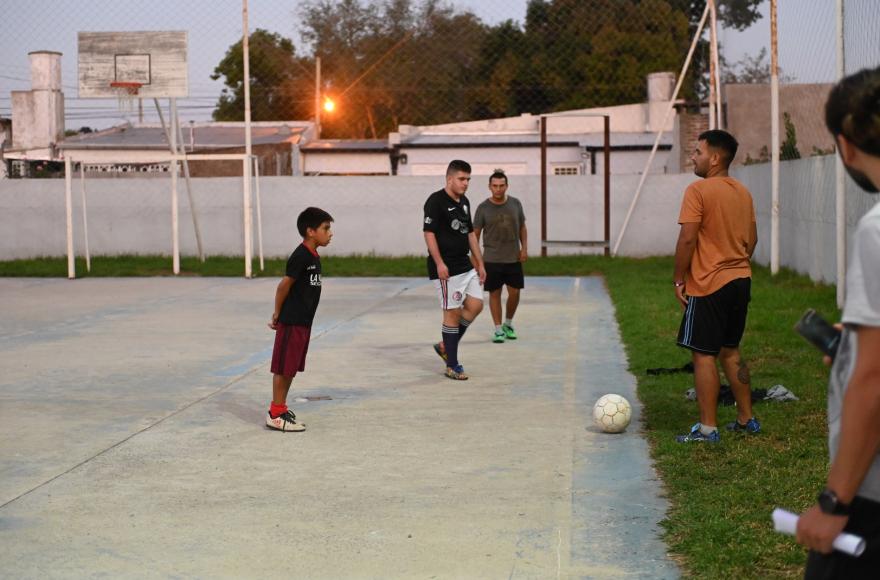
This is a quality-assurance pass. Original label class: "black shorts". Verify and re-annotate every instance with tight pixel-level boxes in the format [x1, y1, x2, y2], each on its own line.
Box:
[805, 496, 880, 579]
[677, 277, 750, 355]
[484, 262, 525, 292]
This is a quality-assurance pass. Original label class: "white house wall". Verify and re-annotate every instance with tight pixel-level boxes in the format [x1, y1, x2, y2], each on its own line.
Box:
[400, 147, 671, 176]
[303, 152, 391, 175]
[399, 146, 586, 177]
[0, 174, 694, 260]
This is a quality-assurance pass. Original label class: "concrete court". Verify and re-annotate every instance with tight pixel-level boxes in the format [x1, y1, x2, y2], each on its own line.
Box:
[0, 276, 679, 579]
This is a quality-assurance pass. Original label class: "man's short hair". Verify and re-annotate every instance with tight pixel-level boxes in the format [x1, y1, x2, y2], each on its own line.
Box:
[297, 206, 333, 237]
[698, 130, 738, 166]
[446, 159, 472, 176]
[826, 65, 880, 156]
[489, 170, 508, 184]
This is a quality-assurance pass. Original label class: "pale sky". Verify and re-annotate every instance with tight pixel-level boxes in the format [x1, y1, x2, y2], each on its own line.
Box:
[0, 0, 876, 130]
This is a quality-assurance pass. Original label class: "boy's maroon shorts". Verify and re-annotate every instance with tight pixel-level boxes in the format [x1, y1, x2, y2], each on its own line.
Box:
[271, 324, 311, 377]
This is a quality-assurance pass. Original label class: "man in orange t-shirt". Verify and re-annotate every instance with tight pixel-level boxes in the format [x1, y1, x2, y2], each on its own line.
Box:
[673, 129, 759, 444]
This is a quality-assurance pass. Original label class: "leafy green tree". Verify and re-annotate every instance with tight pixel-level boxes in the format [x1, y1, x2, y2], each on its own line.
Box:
[475, 0, 691, 115]
[211, 0, 764, 136]
[211, 29, 313, 122]
[298, 0, 486, 138]
[722, 48, 794, 84]
[781, 111, 801, 160]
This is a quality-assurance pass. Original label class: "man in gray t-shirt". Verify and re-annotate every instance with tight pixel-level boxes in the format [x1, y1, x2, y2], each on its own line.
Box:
[796, 66, 880, 578]
[473, 170, 527, 343]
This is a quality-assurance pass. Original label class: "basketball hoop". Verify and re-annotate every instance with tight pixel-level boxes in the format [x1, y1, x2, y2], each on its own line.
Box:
[109, 81, 142, 112]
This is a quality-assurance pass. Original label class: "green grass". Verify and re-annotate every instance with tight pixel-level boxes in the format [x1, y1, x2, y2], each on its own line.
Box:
[0, 254, 611, 278]
[601, 257, 836, 578]
[0, 254, 833, 577]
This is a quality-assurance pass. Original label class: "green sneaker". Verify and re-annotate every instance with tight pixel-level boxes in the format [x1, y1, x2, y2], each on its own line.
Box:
[502, 323, 517, 340]
[492, 330, 506, 343]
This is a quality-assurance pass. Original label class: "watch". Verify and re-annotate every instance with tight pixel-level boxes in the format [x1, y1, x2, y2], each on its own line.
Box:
[673, 281, 685, 288]
[817, 488, 851, 516]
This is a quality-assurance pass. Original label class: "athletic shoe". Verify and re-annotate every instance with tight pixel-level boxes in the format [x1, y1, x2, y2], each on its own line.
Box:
[502, 323, 517, 340]
[492, 330, 506, 343]
[266, 410, 306, 432]
[445, 364, 468, 380]
[675, 423, 720, 443]
[725, 417, 761, 434]
[433, 342, 448, 362]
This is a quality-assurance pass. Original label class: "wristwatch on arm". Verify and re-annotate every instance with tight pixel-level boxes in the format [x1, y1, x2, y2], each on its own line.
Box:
[673, 280, 685, 288]
[818, 488, 851, 516]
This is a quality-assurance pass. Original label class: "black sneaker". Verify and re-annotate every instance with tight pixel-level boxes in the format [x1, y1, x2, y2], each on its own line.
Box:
[725, 417, 760, 434]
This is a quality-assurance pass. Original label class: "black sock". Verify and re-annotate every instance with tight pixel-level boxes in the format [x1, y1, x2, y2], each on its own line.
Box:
[458, 317, 472, 339]
[442, 325, 459, 368]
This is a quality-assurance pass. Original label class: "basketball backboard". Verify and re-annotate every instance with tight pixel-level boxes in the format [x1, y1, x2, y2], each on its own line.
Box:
[78, 31, 188, 99]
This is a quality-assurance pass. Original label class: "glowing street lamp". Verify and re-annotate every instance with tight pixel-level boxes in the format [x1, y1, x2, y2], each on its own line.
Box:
[323, 98, 336, 113]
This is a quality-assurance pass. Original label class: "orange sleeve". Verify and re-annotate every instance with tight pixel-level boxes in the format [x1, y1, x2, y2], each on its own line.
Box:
[678, 184, 703, 224]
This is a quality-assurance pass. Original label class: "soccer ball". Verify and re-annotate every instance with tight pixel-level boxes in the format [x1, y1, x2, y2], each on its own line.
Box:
[593, 394, 632, 433]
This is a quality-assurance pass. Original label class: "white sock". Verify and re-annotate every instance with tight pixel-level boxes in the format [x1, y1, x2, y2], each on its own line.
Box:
[504, 319, 513, 327]
[495, 325, 503, 333]
[699, 424, 718, 436]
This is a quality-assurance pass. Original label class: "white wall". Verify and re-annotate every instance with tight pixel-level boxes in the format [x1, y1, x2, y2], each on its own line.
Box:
[303, 152, 391, 175]
[400, 146, 671, 176]
[734, 155, 878, 284]
[5, 161, 872, 285]
[0, 174, 694, 260]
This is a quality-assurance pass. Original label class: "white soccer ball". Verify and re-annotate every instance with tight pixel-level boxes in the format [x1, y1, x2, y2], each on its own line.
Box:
[593, 394, 632, 433]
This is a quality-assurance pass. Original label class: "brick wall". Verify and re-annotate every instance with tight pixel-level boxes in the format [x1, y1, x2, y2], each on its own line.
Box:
[678, 112, 708, 171]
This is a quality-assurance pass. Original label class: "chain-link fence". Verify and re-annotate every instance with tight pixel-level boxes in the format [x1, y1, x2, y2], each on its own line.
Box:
[0, 0, 766, 138]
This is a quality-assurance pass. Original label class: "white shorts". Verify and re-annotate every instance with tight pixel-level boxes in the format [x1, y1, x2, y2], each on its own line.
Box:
[434, 269, 483, 310]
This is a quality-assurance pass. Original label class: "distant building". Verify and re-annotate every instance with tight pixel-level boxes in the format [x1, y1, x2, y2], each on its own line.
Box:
[300, 139, 392, 175]
[59, 122, 315, 177]
[389, 72, 679, 176]
[725, 83, 835, 165]
[3, 51, 66, 177]
[0, 118, 11, 178]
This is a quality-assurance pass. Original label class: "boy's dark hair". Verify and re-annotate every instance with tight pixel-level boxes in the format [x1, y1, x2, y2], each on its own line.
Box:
[297, 206, 333, 238]
[489, 169, 508, 184]
[446, 159, 472, 176]
[826, 66, 880, 156]
[698, 129, 738, 166]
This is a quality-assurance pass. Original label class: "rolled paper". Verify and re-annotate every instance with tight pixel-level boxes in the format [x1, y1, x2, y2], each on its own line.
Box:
[772, 508, 865, 557]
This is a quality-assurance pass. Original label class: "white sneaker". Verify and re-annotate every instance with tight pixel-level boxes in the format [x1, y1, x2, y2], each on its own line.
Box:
[266, 410, 306, 432]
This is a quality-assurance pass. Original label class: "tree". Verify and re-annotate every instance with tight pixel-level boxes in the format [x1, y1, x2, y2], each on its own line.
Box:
[298, 0, 487, 138]
[722, 48, 795, 84]
[474, 0, 692, 115]
[780, 111, 801, 160]
[211, 29, 314, 122]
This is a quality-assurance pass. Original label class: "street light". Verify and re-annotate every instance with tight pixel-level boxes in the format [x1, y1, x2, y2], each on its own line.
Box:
[323, 98, 335, 113]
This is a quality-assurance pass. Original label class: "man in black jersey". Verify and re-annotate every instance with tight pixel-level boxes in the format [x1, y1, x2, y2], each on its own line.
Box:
[423, 160, 487, 380]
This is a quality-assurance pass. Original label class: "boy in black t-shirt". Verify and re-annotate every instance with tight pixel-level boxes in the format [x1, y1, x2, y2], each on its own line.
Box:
[266, 207, 333, 432]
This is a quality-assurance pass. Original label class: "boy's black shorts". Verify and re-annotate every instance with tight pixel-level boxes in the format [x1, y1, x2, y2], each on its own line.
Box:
[677, 277, 751, 355]
[484, 262, 525, 292]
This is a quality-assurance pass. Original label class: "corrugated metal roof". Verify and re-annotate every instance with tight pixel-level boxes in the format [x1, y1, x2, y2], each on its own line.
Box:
[59, 124, 306, 150]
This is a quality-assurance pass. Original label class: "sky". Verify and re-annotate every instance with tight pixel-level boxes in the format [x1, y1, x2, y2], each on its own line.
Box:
[0, 0, 876, 131]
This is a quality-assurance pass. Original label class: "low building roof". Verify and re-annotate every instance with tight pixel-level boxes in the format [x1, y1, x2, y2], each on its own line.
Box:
[300, 139, 391, 153]
[59, 122, 311, 151]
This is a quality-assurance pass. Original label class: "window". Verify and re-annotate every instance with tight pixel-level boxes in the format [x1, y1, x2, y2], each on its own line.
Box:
[552, 164, 581, 176]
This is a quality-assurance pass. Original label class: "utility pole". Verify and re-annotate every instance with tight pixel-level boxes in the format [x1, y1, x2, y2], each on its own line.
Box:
[315, 57, 321, 140]
[770, 0, 780, 275]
